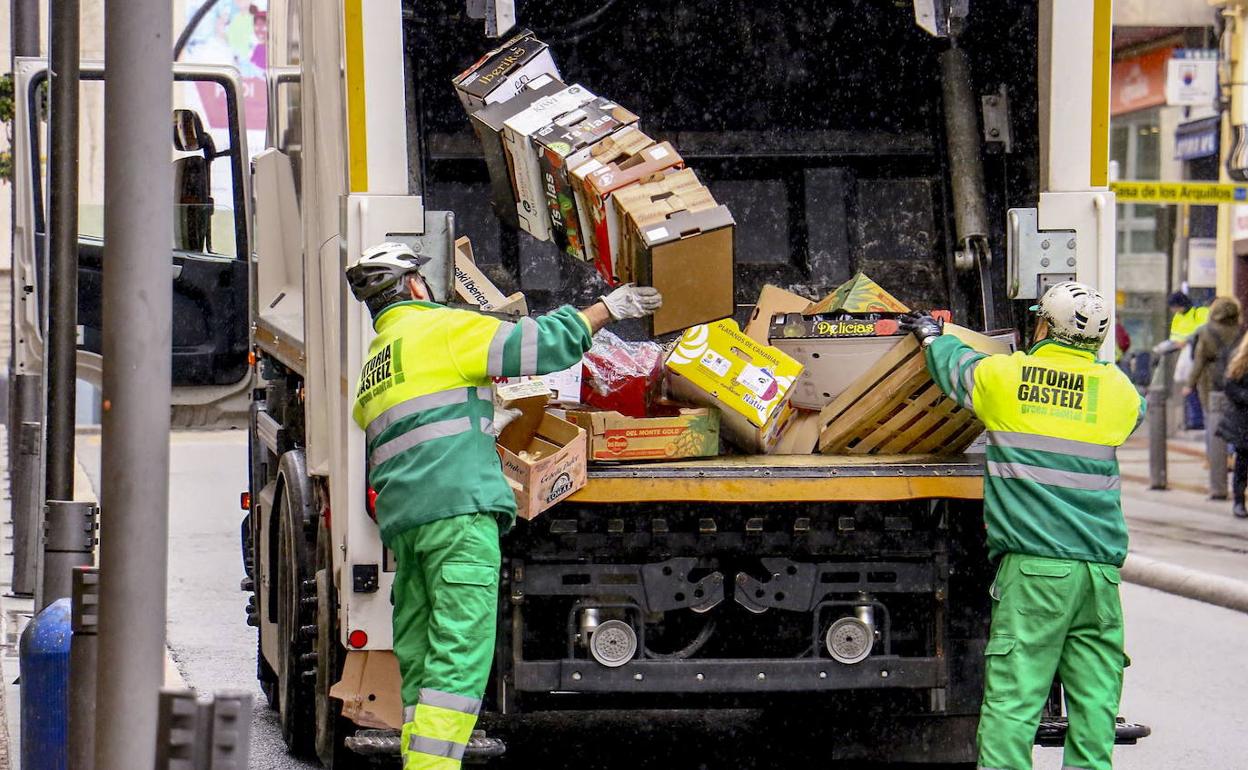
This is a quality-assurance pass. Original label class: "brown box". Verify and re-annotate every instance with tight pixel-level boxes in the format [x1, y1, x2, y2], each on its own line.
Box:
[452, 29, 561, 111]
[634, 205, 736, 336]
[567, 407, 720, 461]
[532, 100, 640, 261]
[497, 412, 587, 519]
[469, 76, 568, 228]
[612, 168, 715, 284]
[569, 127, 655, 267]
[453, 237, 527, 315]
[743, 285, 815, 345]
[580, 142, 684, 283]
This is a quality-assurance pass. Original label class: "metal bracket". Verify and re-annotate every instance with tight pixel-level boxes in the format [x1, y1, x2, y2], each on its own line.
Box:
[641, 558, 724, 614]
[733, 558, 819, 614]
[467, 0, 516, 38]
[1006, 208, 1077, 300]
[913, 0, 969, 37]
[408, 210, 456, 304]
[982, 86, 1013, 153]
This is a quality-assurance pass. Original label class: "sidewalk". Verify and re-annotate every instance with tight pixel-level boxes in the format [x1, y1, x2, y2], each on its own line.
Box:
[1118, 431, 1248, 584]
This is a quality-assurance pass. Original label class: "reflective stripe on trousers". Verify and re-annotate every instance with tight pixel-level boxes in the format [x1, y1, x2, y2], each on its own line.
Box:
[402, 688, 483, 769]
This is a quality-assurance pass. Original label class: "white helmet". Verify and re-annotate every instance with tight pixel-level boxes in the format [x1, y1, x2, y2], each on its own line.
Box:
[1030, 281, 1110, 351]
[345, 242, 430, 316]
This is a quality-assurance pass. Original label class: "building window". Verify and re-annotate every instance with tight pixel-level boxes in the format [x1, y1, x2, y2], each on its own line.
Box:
[1112, 109, 1163, 259]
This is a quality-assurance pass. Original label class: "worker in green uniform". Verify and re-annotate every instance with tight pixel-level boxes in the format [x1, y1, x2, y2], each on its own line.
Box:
[346, 242, 661, 770]
[900, 281, 1145, 770]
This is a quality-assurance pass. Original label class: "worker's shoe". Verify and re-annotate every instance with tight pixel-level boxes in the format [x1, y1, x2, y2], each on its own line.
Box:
[1233, 502, 1248, 519]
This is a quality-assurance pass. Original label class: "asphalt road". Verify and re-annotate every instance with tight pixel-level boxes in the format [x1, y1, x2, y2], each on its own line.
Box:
[76, 431, 1248, 769]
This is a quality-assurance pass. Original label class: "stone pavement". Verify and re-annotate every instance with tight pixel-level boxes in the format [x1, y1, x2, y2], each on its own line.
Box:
[1119, 430, 1248, 583]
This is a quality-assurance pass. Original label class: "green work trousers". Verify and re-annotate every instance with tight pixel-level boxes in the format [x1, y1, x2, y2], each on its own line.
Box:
[390, 513, 501, 770]
[978, 553, 1126, 770]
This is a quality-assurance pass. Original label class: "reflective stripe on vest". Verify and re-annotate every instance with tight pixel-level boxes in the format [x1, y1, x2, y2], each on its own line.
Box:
[986, 431, 1118, 461]
[985, 460, 1121, 491]
[371, 417, 474, 467]
[365, 386, 492, 445]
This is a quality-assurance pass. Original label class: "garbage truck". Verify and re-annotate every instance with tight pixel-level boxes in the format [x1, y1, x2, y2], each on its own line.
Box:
[237, 0, 1145, 765]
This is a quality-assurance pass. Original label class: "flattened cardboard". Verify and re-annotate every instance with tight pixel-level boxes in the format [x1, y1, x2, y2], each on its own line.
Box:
[532, 100, 640, 260]
[772, 408, 822, 455]
[497, 412, 587, 519]
[570, 127, 655, 266]
[330, 650, 403, 729]
[805, 272, 911, 315]
[502, 84, 597, 241]
[581, 142, 684, 282]
[567, 408, 720, 461]
[636, 206, 736, 336]
[453, 237, 528, 315]
[743, 285, 815, 345]
[665, 319, 803, 453]
[470, 76, 567, 228]
[452, 29, 561, 111]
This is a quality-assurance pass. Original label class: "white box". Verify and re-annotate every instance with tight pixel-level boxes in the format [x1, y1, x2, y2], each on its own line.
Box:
[502, 84, 595, 241]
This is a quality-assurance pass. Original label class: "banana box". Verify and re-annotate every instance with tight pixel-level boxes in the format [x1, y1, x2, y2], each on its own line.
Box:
[665, 319, 804, 453]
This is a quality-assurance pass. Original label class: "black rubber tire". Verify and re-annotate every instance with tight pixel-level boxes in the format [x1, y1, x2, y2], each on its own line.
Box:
[315, 512, 369, 769]
[275, 453, 318, 756]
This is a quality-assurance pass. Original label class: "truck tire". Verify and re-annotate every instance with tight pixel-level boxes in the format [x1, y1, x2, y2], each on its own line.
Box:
[315, 512, 367, 769]
[275, 451, 318, 756]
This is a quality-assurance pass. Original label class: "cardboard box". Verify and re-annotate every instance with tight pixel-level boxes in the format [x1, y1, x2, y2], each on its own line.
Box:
[634, 206, 736, 336]
[570, 127, 655, 266]
[493, 363, 583, 405]
[771, 334, 907, 410]
[770, 310, 950, 340]
[743, 285, 815, 345]
[567, 408, 720, 461]
[772, 408, 822, 455]
[502, 84, 597, 241]
[532, 100, 640, 260]
[580, 142, 684, 282]
[329, 650, 403, 729]
[612, 168, 714, 284]
[665, 319, 804, 453]
[497, 412, 587, 519]
[453, 237, 528, 315]
[470, 75, 567, 228]
[452, 29, 561, 112]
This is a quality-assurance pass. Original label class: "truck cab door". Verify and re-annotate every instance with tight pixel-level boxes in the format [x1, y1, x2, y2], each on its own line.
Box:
[11, 60, 253, 423]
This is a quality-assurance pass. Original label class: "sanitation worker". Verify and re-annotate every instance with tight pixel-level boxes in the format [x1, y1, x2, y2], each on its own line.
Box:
[900, 281, 1144, 770]
[346, 242, 660, 769]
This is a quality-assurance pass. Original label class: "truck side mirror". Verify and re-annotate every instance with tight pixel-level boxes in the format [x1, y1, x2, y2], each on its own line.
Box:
[172, 108, 208, 153]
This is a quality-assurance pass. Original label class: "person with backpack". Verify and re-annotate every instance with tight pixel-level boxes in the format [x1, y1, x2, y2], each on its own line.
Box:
[1187, 297, 1241, 500]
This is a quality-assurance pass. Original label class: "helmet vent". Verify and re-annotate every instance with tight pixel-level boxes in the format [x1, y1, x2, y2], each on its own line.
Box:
[1073, 311, 1089, 329]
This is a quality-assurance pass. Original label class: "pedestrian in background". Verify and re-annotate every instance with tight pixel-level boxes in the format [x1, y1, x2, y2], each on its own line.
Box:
[1187, 297, 1240, 500]
[1169, 291, 1209, 430]
[1218, 330, 1248, 519]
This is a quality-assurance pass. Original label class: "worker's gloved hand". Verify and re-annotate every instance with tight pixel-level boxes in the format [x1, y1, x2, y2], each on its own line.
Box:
[1152, 339, 1180, 356]
[899, 312, 944, 347]
[600, 284, 663, 321]
[492, 407, 523, 437]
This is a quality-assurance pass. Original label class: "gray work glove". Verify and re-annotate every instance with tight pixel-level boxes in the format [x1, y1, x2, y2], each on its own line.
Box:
[600, 284, 663, 321]
[492, 407, 522, 437]
[898, 312, 944, 348]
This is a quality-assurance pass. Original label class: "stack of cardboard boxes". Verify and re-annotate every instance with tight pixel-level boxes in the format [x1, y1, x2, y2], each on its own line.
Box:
[455, 30, 735, 336]
[451, 33, 1013, 521]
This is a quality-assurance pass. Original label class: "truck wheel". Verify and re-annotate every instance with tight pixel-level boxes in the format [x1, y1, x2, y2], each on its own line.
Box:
[275, 453, 318, 756]
[315, 513, 367, 768]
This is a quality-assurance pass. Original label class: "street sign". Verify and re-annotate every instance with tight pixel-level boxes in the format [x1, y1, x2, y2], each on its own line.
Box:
[1165, 49, 1219, 107]
[1109, 181, 1248, 205]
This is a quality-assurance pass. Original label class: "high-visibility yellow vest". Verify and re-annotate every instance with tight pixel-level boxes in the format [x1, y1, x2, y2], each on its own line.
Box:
[352, 301, 592, 542]
[1170, 305, 1209, 342]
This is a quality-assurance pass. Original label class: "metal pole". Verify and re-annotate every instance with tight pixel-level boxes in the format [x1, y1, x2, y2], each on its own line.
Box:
[45, 0, 81, 502]
[94, 0, 173, 764]
[1147, 349, 1175, 490]
[37, 499, 96, 609]
[11, 0, 40, 57]
[70, 566, 99, 770]
[10, 373, 41, 596]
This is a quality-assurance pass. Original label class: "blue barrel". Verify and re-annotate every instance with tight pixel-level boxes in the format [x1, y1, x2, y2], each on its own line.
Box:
[20, 598, 71, 770]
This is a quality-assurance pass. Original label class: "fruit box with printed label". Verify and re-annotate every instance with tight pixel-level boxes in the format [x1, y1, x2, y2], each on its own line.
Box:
[567, 407, 720, 461]
[452, 28, 561, 112]
[533, 101, 640, 261]
[470, 75, 568, 229]
[502, 84, 597, 241]
[665, 319, 804, 453]
[497, 412, 587, 519]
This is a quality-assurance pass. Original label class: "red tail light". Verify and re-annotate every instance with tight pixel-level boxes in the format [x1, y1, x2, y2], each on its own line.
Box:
[348, 629, 368, 649]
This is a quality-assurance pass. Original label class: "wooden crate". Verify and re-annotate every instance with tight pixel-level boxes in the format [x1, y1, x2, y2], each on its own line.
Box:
[817, 325, 1014, 455]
